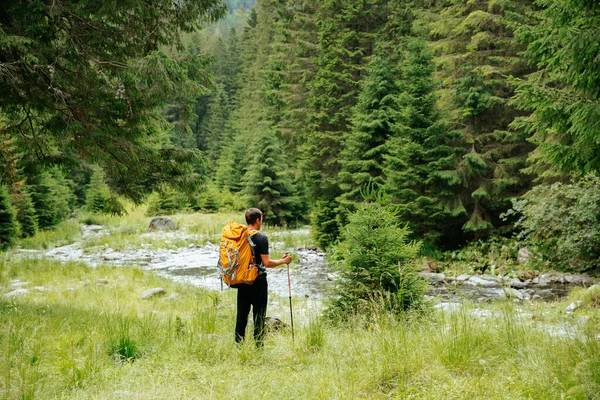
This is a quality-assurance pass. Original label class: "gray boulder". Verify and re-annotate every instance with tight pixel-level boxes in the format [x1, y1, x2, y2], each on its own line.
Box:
[564, 274, 594, 286]
[4, 289, 30, 298]
[419, 272, 446, 283]
[265, 317, 289, 333]
[517, 248, 532, 265]
[466, 276, 499, 287]
[565, 301, 582, 314]
[140, 288, 166, 299]
[9, 281, 30, 289]
[147, 217, 177, 232]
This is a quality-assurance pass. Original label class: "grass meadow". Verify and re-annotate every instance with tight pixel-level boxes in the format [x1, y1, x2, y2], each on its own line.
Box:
[1, 209, 599, 399]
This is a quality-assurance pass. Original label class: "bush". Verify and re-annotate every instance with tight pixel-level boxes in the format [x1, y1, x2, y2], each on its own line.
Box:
[0, 185, 19, 250]
[324, 198, 425, 322]
[506, 175, 600, 271]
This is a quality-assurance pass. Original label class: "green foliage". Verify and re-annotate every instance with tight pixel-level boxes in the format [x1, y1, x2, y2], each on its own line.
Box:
[311, 199, 341, 250]
[383, 38, 463, 246]
[192, 185, 222, 212]
[0, 185, 18, 250]
[13, 187, 38, 238]
[338, 39, 403, 206]
[85, 167, 125, 216]
[510, 0, 600, 177]
[243, 129, 299, 226]
[325, 196, 425, 321]
[146, 189, 188, 217]
[0, 0, 227, 201]
[426, 0, 534, 240]
[29, 172, 59, 230]
[106, 317, 141, 363]
[506, 175, 600, 271]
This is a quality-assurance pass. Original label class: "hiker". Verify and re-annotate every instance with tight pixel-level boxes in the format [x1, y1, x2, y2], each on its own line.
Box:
[235, 208, 292, 347]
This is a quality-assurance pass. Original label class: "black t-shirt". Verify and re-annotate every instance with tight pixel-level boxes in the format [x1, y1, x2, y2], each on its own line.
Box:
[250, 231, 269, 275]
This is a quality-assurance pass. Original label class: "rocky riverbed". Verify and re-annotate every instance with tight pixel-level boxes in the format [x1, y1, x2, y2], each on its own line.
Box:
[14, 224, 597, 305]
[15, 224, 335, 302]
[420, 271, 596, 302]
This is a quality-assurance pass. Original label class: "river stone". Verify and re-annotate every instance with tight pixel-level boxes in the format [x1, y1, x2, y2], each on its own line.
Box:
[9, 281, 30, 289]
[4, 289, 30, 298]
[456, 274, 471, 282]
[102, 253, 121, 261]
[140, 288, 166, 299]
[466, 276, 499, 287]
[265, 316, 288, 333]
[564, 274, 594, 286]
[419, 272, 446, 283]
[147, 217, 177, 232]
[587, 284, 599, 293]
[96, 279, 109, 285]
[565, 301, 582, 314]
[517, 248, 532, 264]
[434, 302, 462, 313]
[502, 288, 527, 301]
[507, 278, 529, 289]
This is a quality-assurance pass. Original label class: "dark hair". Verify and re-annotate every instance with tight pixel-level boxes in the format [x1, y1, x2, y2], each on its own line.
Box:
[245, 208, 263, 225]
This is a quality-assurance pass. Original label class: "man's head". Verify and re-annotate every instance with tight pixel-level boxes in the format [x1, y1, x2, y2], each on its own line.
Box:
[245, 208, 263, 227]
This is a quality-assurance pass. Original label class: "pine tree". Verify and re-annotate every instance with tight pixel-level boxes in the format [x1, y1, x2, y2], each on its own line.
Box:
[426, 0, 534, 241]
[302, 0, 389, 247]
[0, 0, 227, 202]
[243, 129, 297, 226]
[338, 40, 404, 206]
[511, 0, 600, 177]
[325, 194, 424, 320]
[29, 172, 59, 230]
[384, 38, 463, 245]
[13, 187, 38, 238]
[0, 185, 19, 250]
[198, 84, 232, 173]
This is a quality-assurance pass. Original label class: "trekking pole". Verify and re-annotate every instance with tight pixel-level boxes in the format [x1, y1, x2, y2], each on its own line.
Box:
[285, 253, 295, 343]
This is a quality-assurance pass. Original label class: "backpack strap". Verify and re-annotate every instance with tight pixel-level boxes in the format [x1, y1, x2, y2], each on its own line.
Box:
[247, 230, 263, 269]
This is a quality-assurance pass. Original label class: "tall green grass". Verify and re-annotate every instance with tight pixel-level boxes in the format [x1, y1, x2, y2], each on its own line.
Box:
[1, 255, 599, 399]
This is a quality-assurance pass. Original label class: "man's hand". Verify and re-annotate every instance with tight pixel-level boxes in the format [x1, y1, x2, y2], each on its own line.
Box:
[282, 252, 292, 265]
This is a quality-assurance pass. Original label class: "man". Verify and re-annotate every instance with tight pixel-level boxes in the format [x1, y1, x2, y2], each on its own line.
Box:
[235, 208, 292, 347]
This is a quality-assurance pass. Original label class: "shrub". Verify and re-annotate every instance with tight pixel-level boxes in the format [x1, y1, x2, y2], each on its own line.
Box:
[506, 175, 600, 271]
[325, 197, 425, 321]
[0, 185, 19, 250]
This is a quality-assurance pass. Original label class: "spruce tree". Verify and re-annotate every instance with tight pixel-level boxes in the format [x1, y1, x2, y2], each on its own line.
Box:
[14, 187, 38, 238]
[384, 39, 463, 245]
[29, 172, 59, 230]
[338, 40, 404, 207]
[426, 0, 534, 241]
[199, 84, 232, 173]
[302, 0, 389, 247]
[511, 0, 600, 176]
[0, 185, 18, 251]
[243, 129, 297, 226]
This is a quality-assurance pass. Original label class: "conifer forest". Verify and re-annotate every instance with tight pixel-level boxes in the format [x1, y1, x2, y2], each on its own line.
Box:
[3, 2, 600, 398]
[1, 0, 600, 271]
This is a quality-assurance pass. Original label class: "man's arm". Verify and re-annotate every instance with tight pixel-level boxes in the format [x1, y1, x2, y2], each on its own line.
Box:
[260, 253, 292, 268]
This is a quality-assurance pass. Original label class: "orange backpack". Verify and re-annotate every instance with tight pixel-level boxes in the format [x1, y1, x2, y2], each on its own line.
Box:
[218, 222, 259, 287]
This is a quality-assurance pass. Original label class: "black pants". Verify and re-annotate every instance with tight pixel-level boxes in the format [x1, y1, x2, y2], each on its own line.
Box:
[235, 277, 268, 346]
